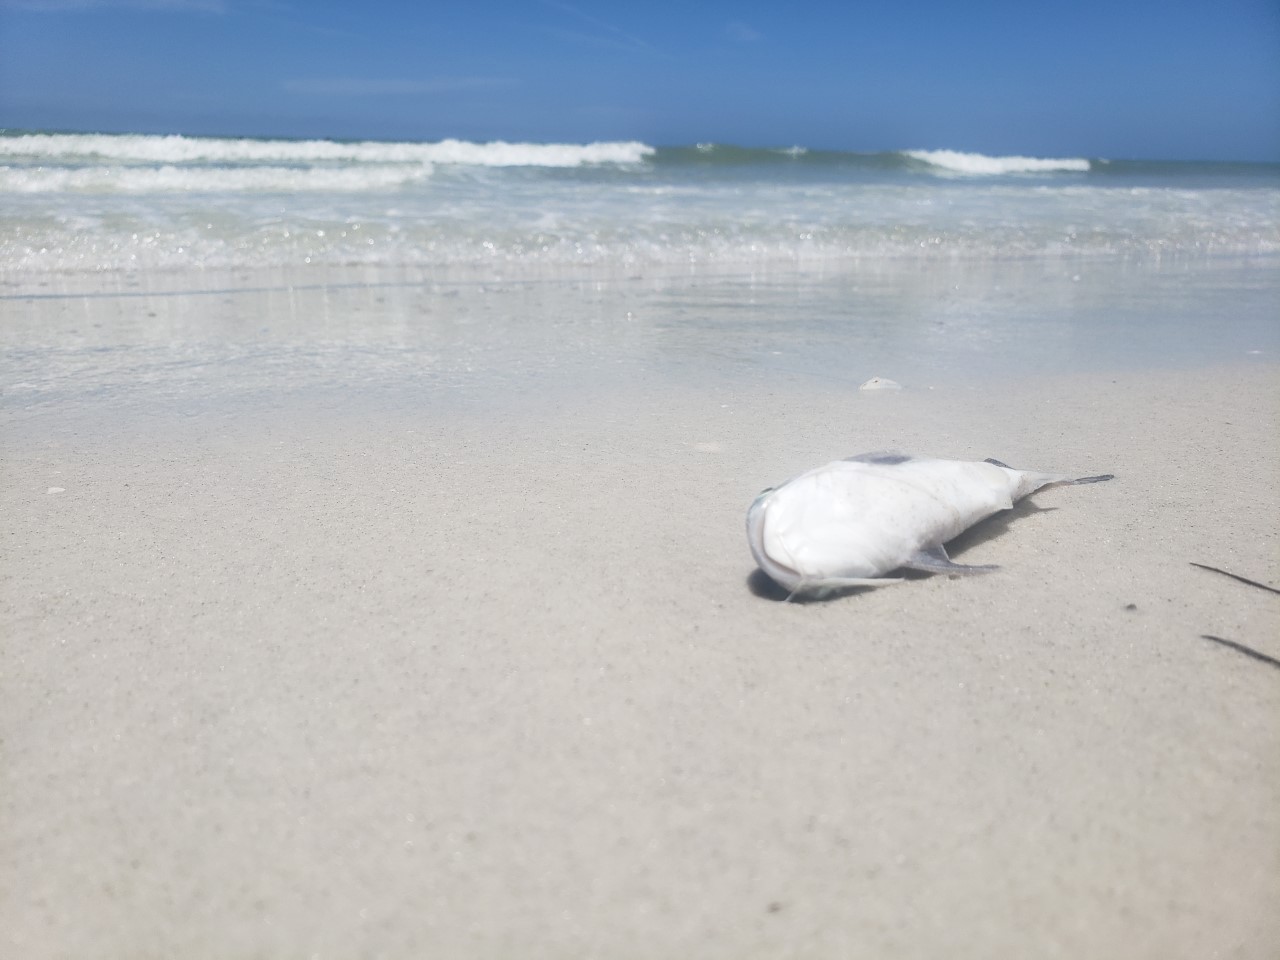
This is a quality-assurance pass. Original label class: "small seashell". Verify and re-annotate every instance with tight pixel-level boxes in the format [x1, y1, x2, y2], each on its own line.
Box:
[46, 487, 66, 495]
[859, 377, 902, 391]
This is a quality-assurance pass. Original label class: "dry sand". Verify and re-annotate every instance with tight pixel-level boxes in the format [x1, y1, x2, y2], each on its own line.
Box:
[2, 267, 1278, 959]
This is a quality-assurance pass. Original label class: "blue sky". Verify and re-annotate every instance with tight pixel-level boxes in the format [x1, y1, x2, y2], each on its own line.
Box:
[1, 0, 1277, 160]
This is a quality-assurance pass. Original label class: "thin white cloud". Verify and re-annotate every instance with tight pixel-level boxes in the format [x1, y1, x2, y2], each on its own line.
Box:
[540, 0, 658, 56]
[1, 0, 225, 10]
[283, 77, 516, 97]
[725, 20, 761, 43]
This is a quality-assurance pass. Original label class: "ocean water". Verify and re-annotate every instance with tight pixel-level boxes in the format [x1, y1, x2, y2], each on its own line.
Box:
[2, 131, 1278, 276]
[3, 131, 1278, 420]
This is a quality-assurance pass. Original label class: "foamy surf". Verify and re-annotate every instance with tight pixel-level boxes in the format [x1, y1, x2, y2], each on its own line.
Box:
[0, 132, 656, 167]
[905, 149, 1091, 175]
[0, 164, 435, 193]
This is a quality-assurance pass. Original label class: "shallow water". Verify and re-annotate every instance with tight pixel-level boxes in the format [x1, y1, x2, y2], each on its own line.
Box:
[2, 257, 1276, 437]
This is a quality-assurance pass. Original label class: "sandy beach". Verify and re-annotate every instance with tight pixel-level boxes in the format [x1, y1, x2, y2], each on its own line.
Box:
[3, 262, 1278, 959]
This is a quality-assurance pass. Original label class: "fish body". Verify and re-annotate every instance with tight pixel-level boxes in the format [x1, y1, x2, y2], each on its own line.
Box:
[747, 453, 1112, 598]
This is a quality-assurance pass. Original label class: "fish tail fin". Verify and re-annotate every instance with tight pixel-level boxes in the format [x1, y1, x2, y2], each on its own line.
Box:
[986, 458, 1114, 493]
[1011, 470, 1114, 500]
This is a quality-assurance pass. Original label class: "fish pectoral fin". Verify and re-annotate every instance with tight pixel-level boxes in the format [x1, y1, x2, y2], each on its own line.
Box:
[815, 576, 902, 589]
[902, 544, 999, 576]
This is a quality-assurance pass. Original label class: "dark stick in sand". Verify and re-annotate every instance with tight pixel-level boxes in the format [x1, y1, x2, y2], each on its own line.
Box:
[1190, 562, 1280, 596]
[1200, 635, 1280, 670]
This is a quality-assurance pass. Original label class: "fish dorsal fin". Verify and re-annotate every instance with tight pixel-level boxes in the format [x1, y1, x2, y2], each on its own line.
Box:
[844, 452, 914, 465]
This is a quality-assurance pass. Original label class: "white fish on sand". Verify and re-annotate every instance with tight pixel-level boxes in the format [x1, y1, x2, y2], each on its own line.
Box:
[747, 453, 1113, 599]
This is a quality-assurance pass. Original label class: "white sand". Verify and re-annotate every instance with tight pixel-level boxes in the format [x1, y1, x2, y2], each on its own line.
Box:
[2, 267, 1278, 958]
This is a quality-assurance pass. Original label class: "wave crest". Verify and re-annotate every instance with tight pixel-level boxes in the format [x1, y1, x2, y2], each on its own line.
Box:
[0, 133, 656, 167]
[905, 149, 1090, 175]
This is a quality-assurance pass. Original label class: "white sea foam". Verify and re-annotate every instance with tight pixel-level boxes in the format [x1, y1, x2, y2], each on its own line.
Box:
[0, 164, 435, 193]
[0, 133, 656, 167]
[906, 149, 1091, 175]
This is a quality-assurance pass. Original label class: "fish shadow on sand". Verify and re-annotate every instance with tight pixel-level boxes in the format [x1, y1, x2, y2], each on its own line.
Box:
[746, 498, 1060, 603]
[944, 497, 1059, 557]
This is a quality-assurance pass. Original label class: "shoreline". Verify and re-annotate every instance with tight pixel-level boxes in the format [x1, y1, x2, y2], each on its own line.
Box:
[3, 257, 1277, 426]
[5, 248, 1280, 296]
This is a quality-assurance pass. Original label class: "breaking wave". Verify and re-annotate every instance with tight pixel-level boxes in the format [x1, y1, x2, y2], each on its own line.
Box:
[0, 132, 656, 167]
[904, 149, 1091, 175]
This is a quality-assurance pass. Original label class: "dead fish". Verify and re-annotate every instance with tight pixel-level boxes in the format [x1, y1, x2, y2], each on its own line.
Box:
[747, 453, 1113, 599]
